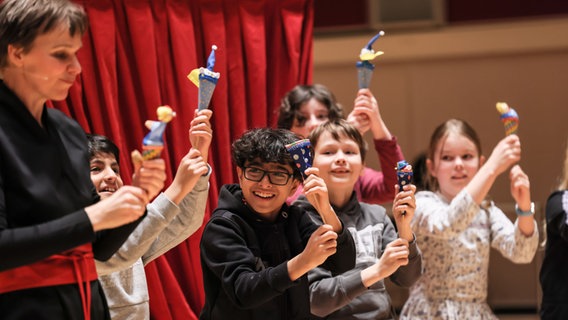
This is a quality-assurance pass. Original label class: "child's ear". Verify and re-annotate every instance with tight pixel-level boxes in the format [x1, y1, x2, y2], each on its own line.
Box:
[426, 158, 435, 178]
[288, 179, 300, 196]
[236, 167, 244, 183]
[359, 161, 366, 177]
[479, 155, 486, 167]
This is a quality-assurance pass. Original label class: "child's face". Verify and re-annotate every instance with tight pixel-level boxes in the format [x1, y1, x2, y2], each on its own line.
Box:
[90, 152, 124, 200]
[237, 161, 299, 220]
[290, 98, 329, 138]
[312, 131, 363, 195]
[428, 132, 481, 200]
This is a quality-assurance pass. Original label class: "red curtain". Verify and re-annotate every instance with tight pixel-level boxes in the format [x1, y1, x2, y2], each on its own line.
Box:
[51, 0, 313, 318]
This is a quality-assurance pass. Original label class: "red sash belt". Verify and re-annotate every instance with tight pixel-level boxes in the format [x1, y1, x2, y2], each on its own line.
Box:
[0, 243, 98, 320]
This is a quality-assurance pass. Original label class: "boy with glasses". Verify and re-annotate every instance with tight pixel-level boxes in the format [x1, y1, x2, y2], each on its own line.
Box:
[199, 128, 355, 320]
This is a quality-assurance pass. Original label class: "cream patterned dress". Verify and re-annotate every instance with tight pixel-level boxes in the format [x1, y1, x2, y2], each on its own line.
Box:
[399, 190, 538, 320]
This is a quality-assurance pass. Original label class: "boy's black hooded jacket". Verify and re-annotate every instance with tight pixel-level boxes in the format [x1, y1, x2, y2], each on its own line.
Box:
[199, 184, 355, 320]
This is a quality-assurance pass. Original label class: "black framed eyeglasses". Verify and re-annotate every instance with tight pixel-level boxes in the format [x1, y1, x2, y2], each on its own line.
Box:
[242, 167, 293, 186]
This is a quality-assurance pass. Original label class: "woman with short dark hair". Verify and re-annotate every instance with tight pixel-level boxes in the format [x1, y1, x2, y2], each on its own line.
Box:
[0, 1, 164, 318]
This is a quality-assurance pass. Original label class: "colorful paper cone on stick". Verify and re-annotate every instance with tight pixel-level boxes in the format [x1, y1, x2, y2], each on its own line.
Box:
[285, 139, 313, 180]
[496, 102, 519, 136]
[356, 31, 385, 89]
[132, 105, 176, 164]
[396, 160, 413, 192]
[356, 61, 374, 90]
[188, 45, 220, 110]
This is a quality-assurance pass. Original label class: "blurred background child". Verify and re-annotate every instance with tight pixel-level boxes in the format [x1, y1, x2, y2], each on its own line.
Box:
[277, 84, 404, 205]
[539, 138, 568, 319]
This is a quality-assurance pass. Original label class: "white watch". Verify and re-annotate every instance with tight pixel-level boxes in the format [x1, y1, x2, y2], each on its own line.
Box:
[515, 202, 535, 217]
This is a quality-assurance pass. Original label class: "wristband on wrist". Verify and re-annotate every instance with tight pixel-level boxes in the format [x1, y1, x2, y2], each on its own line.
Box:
[515, 202, 535, 217]
[203, 164, 212, 176]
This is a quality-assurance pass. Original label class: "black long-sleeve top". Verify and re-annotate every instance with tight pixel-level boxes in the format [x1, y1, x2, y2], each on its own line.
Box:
[0, 81, 142, 319]
[199, 184, 356, 320]
[540, 190, 568, 319]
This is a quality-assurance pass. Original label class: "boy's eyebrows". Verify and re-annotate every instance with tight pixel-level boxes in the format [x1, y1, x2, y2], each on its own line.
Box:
[248, 161, 291, 173]
[247, 160, 264, 167]
[273, 164, 292, 173]
[90, 158, 120, 167]
[316, 141, 338, 149]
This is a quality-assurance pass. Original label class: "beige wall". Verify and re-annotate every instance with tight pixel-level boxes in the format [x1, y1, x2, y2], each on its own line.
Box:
[313, 17, 568, 310]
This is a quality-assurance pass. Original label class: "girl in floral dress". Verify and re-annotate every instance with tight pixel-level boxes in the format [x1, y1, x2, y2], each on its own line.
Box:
[400, 119, 538, 319]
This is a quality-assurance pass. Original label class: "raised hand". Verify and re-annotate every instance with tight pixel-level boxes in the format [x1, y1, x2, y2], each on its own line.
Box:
[509, 164, 535, 236]
[509, 164, 531, 211]
[85, 186, 148, 231]
[287, 224, 339, 281]
[131, 158, 166, 202]
[303, 167, 343, 232]
[393, 184, 416, 242]
[303, 224, 338, 266]
[485, 134, 521, 177]
[165, 148, 209, 204]
[374, 238, 409, 279]
[302, 167, 330, 215]
[347, 89, 375, 133]
[346, 89, 392, 140]
[190, 109, 213, 161]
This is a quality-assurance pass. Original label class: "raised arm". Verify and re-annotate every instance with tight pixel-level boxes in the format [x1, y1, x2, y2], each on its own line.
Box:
[509, 164, 535, 236]
[301, 167, 341, 232]
[348, 89, 404, 204]
[465, 134, 520, 205]
[96, 109, 213, 274]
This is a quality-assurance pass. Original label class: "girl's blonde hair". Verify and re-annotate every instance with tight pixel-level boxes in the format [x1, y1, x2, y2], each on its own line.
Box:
[426, 119, 482, 191]
[559, 138, 568, 190]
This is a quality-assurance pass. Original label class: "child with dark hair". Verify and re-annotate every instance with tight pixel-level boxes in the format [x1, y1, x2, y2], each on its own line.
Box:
[277, 84, 345, 138]
[88, 134, 121, 161]
[199, 127, 355, 320]
[411, 151, 428, 192]
[88, 109, 213, 320]
[277, 84, 404, 205]
[294, 120, 422, 319]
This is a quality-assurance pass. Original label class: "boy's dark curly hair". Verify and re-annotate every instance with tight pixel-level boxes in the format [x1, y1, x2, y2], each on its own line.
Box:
[232, 128, 303, 181]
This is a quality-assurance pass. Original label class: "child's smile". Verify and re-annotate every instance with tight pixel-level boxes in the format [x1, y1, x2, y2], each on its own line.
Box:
[238, 161, 298, 221]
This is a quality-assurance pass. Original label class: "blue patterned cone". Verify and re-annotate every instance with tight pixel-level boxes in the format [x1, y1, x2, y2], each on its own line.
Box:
[198, 74, 218, 111]
[396, 160, 413, 191]
[356, 61, 375, 89]
[285, 139, 313, 180]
